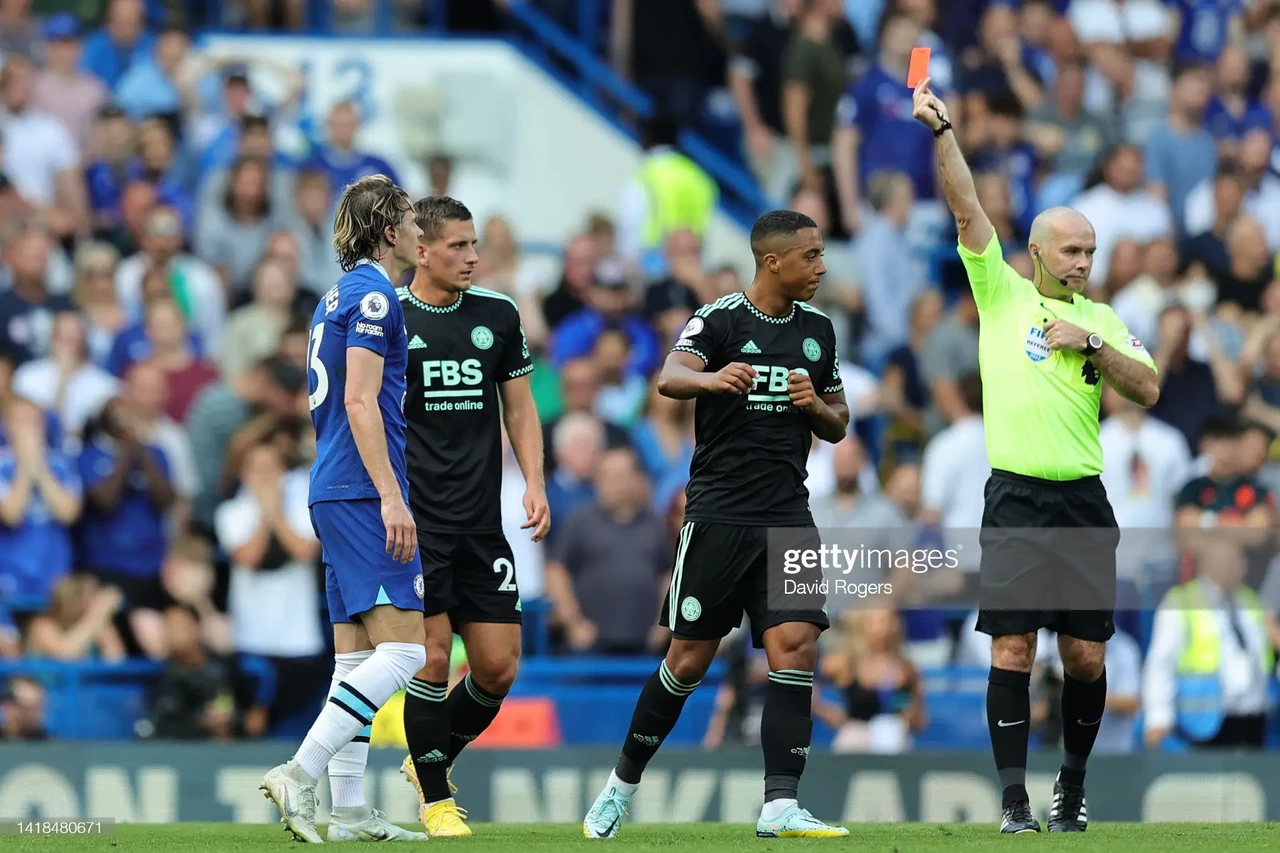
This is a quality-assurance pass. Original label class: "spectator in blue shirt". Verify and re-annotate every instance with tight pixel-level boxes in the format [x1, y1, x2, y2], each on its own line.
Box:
[81, 0, 154, 89]
[832, 9, 940, 235]
[0, 225, 74, 364]
[86, 105, 143, 232]
[1172, 0, 1244, 64]
[115, 24, 188, 122]
[970, 91, 1039, 235]
[856, 171, 930, 363]
[192, 61, 303, 182]
[629, 379, 694, 513]
[958, 2, 1045, 110]
[1204, 44, 1271, 153]
[0, 599, 17, 657]
[302, 101, 399, 193]
[1145, 61, 1218, 235]
[78, 395, 175, 659]
[0, 398, 80, 606]
[551, 262, 662, 377]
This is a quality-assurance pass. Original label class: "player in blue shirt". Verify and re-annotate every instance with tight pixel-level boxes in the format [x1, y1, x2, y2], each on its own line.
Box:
[261, 174, 427, 844]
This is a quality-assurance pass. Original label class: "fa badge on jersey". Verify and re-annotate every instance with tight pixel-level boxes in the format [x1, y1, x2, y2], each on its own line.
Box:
[1025, 325, 1051, 362]
[360, 292, 389, 320]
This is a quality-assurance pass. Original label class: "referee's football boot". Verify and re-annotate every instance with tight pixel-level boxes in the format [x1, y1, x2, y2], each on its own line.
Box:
[260, 760, 323, 843]
[583, 784, 632, 838]
[328, 807, 428, 842]
[755, 804, 849, 838]
[1000, 799, 1041, 834]
[1048, 774, 1088, 832]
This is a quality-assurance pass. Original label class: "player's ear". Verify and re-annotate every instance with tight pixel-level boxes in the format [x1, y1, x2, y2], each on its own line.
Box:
[766, 252, 780, 274]
[416, 241, 428, 266]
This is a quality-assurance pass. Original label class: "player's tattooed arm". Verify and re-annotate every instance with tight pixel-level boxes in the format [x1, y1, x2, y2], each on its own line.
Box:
[499, 376, 551, 542]
[789, 371, 849, 442]
[657, 351, 757, 399]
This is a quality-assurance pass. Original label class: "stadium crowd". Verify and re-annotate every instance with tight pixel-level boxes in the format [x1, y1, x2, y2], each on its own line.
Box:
[1, 0, 1280, 756]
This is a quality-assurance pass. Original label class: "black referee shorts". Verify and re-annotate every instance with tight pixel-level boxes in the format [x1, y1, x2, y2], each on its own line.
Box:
[976, 469, 1119, 642]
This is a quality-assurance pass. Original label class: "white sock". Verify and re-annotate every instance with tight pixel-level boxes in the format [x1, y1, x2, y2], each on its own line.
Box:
[760, 798, 797, 821]
[607, 770, 639, 797]
[327, 650, 374, 810]
[295, 641, 425, 779]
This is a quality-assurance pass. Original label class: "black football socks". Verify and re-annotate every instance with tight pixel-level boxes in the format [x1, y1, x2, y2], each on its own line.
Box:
[614, 660, 701, 784]
[762, 670, 814, 804]
[404, 678, 451, 803]
[1059, 667, 1107, 787]
[445, 673, 507, 765]
[987, 667, 1032, 806]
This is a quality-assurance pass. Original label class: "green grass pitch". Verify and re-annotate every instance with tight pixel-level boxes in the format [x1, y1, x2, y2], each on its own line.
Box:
[4, 823, 1279, 851]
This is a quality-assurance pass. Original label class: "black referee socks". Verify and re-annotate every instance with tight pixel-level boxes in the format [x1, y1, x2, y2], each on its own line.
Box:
[986, 667, 1032, 806]
[1059, 667, 1107, 788]
[616, 661, 701, 784]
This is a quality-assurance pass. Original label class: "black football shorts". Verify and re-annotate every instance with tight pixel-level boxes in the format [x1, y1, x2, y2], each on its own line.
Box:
[418, 530, 522, 626]
[659, 521, 829, 648]
[976, 470, 1119, 642]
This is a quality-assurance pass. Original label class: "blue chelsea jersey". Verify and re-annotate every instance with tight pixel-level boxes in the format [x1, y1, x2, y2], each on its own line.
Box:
[308, 261, 410, 506]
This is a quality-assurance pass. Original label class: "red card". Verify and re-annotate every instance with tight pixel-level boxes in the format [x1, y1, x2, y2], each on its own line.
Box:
[907, 47, 932, 88]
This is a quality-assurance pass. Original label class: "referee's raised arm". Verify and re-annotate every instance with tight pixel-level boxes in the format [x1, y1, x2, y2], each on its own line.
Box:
[911, 78, 993, 255]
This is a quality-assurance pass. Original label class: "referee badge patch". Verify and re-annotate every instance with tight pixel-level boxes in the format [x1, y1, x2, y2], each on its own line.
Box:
[1025, 325, 1051, 362]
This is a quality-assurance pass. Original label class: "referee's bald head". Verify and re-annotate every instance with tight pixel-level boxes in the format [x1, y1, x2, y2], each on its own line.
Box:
[1028, 207, 1092, 247]
[1028, 206, 1096, 296]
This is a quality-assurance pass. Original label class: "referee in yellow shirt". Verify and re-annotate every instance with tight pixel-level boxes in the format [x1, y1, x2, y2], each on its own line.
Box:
[912, 79, 1159, 835]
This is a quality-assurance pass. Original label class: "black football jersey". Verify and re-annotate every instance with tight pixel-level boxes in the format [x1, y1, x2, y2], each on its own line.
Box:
[398, 284, 534, 532]
[670, 292, 843, 526]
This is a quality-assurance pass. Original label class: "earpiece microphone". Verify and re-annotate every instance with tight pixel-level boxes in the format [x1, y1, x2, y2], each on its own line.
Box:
[1033, 250, 1071, 291]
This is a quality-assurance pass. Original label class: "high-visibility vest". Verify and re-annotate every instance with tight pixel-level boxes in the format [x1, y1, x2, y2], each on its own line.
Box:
[1165, 580, 1273, 741]
[638, 151, 718, 250]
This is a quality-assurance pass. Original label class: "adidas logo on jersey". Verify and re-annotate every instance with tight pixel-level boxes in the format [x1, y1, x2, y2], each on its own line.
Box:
[409, 335, 428, 350]
[741, 340, 762, 354]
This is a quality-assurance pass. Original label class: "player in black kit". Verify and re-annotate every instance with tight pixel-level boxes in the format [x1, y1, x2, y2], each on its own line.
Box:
[583, 210, 850, 840]
[395, 197, 550, 837]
